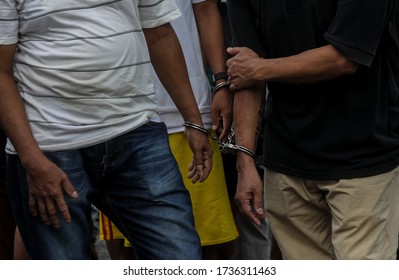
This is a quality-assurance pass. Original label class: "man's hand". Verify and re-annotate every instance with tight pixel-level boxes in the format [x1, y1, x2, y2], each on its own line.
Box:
[211, 87, 233, 140]
[186, 128, 213, 184]
[26, 156, 78, 229]
[227, 47, 261, 90]
[235, 163, 265, 226]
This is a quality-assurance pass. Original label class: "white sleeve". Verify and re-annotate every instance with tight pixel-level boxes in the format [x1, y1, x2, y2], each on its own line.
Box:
[0, 0, 19, 44]
[192, 0, 206, 4]
[139, 0, 182, 28]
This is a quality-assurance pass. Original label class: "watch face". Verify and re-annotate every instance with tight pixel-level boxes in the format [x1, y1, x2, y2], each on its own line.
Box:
[213, 72, 228, 82]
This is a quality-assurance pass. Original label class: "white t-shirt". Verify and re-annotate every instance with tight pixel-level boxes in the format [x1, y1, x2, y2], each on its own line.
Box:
[154, 0, 212, 134]
[0, 0, 181, 152]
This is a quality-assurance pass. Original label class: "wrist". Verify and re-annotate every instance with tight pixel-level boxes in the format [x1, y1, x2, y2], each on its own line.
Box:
[211, 71, 228, 85]
[181, 112, 204, 127]
[236, 153, 257, 172]
[212, 80, 230, 96]
[183, 121, 209, 136]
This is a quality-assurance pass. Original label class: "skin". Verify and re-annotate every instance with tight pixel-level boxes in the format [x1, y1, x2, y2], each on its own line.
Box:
[226, 44, 359, 225]
[193, 0, 233, 140]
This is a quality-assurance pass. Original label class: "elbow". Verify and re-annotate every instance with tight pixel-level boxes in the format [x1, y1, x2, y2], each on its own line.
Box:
[342, 59, 359, 75]
[330, 44, 359, 76]
[335, 56, 359, 77]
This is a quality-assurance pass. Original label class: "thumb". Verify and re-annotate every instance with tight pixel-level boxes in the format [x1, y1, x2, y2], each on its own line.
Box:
[253, 189, 265, 218]
[211, 108, 220, 132]
[227, 47, 240, 56]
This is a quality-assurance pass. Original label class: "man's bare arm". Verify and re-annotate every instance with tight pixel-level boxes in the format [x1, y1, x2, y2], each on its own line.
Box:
[227, 45, 359, 90]
[0, 44, 77, 228]
[193, 0, 233, 139]
[143, 23, 213, 183]
[233, 83, 266, 226]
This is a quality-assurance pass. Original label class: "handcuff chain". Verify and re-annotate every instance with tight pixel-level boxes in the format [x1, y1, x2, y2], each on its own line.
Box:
[183, 122, 256, 158]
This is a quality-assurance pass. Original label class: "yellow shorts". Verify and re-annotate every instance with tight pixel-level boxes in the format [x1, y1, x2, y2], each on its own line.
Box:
[99, 211, 131, 247]
[99, 131, 238, 246]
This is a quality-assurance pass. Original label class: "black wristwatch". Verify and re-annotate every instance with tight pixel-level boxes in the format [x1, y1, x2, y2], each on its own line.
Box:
[212, 71, 228, 83]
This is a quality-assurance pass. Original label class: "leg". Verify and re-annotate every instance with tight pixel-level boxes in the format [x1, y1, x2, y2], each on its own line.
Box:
[324, 167, 399, 259]
[0, 131, 16, 260]
[0, 182, 15, 260]
[264, 169, 335, 259]
[14, 226, 29, 260]
[105, 239, 134, 260]
[397, 239, 399, 259]
[223, 153, 272, 260]
[98, 211, 134, 259]
[232, 167, 272, 260]
[232, 211, 272, 260]
[202, 241, 235, 260]
[7, 150, 94, 259]
[85, 121, 201, 259]
[169, 132, 238, 260]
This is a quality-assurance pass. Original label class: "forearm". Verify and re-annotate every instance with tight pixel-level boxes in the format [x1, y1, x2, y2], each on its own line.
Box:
[193, 0, 227, 79]
[233, 83, 265, 170]
[254, 45, 359, 84]
[0, 46, 44, 168]
[233, 83, 266, 225]
[143, 23, 203, 125]
[193, 0, 233, 137]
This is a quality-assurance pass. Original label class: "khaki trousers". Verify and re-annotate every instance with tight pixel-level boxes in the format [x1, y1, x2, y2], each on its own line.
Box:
[264, 167, 399, 260]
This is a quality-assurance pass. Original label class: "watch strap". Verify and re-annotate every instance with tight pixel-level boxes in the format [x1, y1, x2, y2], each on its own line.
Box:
[212, 71, 228, 83]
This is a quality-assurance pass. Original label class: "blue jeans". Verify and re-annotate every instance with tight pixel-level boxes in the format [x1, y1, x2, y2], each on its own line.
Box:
[7, 121, 201, 259]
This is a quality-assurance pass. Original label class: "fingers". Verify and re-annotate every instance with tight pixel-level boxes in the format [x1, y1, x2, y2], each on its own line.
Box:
[212, 117, 229, 140]
[211, 92, 233, 140]
[226, 46, 242, 57]
[45, 197, 60, 228]
[237, 198, 262, 226]
[188, 160, 202, 183]
[192, 153, 206, 183]
[52, 177, 76, 226]
[28, 175, 77, 228]
[189, 159, 212, 184]
[219, 116, 231, 140]
[226, 47, 244, 69]
[229, 81, 239, 91]
[226, 63, 239, 91]
[29, 194, 37, 217]
[55, 196, 71, 225]
[187, 145, 213, 184]
[211, 108, 221, 132]
[192, 143, 205, 180]
[227, 47, 259, 90]
[29, 194, 70, 229]
[62, 177, 78, 199]
[35, 197, 51, 227]
[253, 188, 266, 219]
[185, 126, 213, 183]
[201, 153, 212, 181]
[235, 193, 260, 226]
[235, 179, 265, 226]
[211, 114, 229, 140]
[187, 161, 198, 182]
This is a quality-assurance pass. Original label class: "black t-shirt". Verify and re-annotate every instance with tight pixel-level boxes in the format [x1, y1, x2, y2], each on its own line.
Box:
[228, 0, 399, 180]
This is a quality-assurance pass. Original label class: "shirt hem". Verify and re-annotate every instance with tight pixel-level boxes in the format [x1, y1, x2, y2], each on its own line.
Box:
[263, 160, 399, 181]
